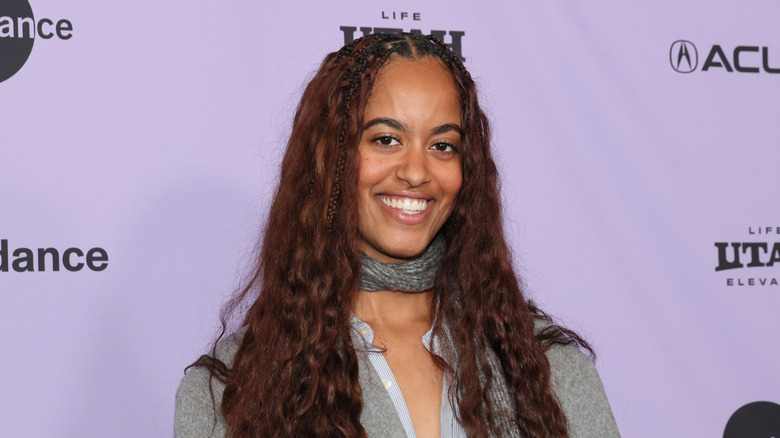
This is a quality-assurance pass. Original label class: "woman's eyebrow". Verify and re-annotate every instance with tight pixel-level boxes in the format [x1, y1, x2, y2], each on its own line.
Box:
[363, 117, 407, 131]
[364, 118, 462, 137]
[431, 123, 463, 136]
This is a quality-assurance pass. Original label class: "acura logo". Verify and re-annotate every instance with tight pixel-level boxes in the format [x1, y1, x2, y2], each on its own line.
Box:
[670, 40, 698, 73]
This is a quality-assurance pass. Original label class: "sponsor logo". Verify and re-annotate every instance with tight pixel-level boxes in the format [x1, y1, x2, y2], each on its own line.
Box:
[0, 239, 108, 273]
[340, 11, 465, 60]
[670, 40, 780, 74]
[670, 40, 697, 73]
[0, 0, 74, 84]
[715, 226, 779, 287]
[723, 401, 780, 438]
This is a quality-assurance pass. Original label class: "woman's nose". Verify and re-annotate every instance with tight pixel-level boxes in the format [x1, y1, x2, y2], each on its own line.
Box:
[395, 146, 430, 188]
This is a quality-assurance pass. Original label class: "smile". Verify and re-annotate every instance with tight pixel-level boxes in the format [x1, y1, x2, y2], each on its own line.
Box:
[378, 195, 430, 215]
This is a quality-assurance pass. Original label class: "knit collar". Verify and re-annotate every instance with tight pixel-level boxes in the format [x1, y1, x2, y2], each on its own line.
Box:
[358, 235, 445, 292]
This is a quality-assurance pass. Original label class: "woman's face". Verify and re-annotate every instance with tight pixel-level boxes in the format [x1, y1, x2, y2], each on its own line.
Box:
[357, 57, 463, 264]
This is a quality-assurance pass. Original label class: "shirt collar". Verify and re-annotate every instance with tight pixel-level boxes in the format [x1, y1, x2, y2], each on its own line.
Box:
[350, 313, 449, 357]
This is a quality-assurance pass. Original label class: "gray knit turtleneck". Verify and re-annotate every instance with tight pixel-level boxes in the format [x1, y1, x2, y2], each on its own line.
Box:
[358, 235, 445, 292]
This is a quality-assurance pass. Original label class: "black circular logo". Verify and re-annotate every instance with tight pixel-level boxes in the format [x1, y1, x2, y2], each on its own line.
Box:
[724, 401, 780, 438]
[0, 0, 35, 83]
[670, 40, 698, 73]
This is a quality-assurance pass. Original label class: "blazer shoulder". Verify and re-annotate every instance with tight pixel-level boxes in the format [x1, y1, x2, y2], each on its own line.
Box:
[536, 320, 621, 438]
[174, 327, 247, 438]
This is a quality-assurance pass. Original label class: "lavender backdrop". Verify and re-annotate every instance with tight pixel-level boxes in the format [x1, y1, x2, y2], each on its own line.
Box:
[2, 0, 778, 436]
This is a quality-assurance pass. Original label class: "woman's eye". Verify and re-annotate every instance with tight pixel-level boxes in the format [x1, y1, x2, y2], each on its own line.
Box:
[374, 136, 400, 147]
[431, 142, 456, 153]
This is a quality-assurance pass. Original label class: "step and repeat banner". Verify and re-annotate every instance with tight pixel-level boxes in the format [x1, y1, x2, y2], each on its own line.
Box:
[2, 0, 778, 436]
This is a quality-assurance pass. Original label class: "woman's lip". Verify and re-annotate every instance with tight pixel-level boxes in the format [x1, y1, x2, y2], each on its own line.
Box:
[375, 195, 434, 225]
[376, 190, 433, 200]
[378, 195, 429, 213]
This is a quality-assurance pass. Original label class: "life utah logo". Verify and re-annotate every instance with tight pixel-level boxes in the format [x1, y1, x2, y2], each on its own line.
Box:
[670, 40, 780, 74]
[0, 0, 73, 84]
[716, 227, 780, 287]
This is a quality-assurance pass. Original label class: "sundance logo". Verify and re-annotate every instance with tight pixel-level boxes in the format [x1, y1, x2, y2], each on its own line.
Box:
[0, 239, 108, 273]
[0, 0, 74, 83]
[723, 401, 780, 438]
[670, 40, 780, 74]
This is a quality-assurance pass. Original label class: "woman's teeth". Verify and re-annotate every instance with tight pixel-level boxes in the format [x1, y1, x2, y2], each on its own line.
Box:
[379, 196, 429, 214]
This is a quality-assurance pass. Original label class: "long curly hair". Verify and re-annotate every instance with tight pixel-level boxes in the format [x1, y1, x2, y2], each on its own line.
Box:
[190, 33, 592, 438]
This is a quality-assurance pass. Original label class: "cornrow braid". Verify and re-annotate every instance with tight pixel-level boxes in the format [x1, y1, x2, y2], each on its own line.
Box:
[327, 36, 400, 227]
[426, 34, 471, 78]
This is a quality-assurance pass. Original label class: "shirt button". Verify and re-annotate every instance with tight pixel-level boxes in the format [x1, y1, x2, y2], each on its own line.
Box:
[359, 326, 370, 337]
[382, 380, 392, 390]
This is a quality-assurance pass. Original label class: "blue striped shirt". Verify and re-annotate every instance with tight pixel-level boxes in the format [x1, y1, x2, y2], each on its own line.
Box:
[351, 314, 466, 438]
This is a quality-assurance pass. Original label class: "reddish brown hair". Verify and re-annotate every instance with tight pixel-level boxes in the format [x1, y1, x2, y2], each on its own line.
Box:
[191, 33, 591, 437]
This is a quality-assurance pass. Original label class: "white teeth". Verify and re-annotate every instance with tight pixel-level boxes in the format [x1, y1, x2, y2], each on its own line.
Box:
[380, 196, 428, 214]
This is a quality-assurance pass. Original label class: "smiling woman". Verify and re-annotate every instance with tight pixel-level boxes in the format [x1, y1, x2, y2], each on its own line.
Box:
[357, 58, 463, 264]
[175, 33, 619, 438]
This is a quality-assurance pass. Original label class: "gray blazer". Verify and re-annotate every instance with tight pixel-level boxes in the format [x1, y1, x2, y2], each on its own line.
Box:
[174, 325, 620, 437]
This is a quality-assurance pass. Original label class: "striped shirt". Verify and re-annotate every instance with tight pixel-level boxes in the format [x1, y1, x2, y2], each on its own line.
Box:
[351, 314, 466, 438]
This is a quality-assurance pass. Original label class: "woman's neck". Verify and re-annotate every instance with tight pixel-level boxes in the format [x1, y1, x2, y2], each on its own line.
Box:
[354, 289, 434, 340]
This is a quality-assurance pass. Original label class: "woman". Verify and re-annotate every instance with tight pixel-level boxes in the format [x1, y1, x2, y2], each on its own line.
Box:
[175, 33, 619, 438]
